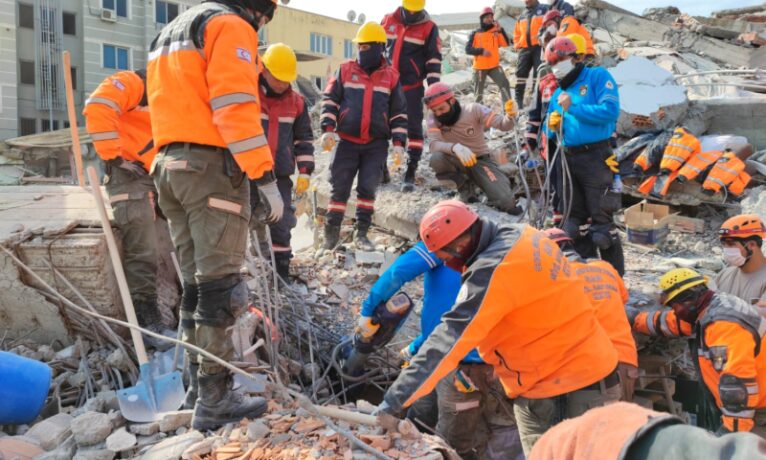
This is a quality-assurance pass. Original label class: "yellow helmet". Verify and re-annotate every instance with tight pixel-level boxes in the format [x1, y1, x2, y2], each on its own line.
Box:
[659, 268, 708, 305]
[402, 0, 426, 12]
[353, 22, 388, 44]
[262, 43, 297, 83]
[566, 34, 587, 55]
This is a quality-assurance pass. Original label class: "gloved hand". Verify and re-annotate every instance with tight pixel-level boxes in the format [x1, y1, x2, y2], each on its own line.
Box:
[107, 157, 147, 179]
[548, 111, 562, 131]
[504, 99, 517, 118]
[392, 145, 405, 167]
[295, 174, 310, 195]
[625, 306, 641, 328]
[605, 153, 619, 173]
[372, 400, 400, 432]
[356, 316, 380, 339]
[454, 369, 479, 393]
[399, 346, 413, 368]
[320, 132, 338, 152]
[452, 144, 477, 168]
[256, 178, 285, 224]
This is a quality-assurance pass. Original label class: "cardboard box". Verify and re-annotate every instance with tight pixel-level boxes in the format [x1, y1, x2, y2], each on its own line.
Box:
[669, 215, 705, 234]
[625, 201, 673, 245]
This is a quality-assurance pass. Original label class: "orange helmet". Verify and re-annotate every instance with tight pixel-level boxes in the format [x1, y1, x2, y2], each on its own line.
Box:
[420, 200, 479, 252]
[423, 82, 455, 109]
[719, 214, 766, 241]
[543, 227, 573, 245]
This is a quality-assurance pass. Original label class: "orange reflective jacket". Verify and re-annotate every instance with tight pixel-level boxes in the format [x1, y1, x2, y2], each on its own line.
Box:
[702, 151, 750, 197]
[558, 17, 595, 55]
[660, 127, 700, 173]
[514, 4, 548, 49]
[83, 70, 156, 171]
[468, 25, 509, 70]
[572, 258, 638, 367]
[634, 292, 766, 432]
[147, 3, 273, 180]
[678, 150, 723, 183]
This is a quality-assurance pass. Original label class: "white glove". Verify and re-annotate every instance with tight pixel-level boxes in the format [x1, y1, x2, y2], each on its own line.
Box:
[321, 132, 338, 152]
[257, 179, 284, 224]
[452, 144, 477, 167]
[356, 316, 380, 339]
[392, 145, 405, 166]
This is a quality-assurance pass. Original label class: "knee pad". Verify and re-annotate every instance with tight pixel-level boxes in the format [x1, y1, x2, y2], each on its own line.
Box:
[194, 274, 249, 328]
[591, 225, 616, 250]
[563, 221, 588, 241]
[180, 282, 198, 330]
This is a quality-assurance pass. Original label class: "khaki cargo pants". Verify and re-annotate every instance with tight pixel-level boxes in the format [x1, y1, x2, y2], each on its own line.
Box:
[104, 165, 159, 301]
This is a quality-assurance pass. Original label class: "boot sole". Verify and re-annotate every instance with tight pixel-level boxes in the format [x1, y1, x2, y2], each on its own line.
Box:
[191, 402, 267, 431]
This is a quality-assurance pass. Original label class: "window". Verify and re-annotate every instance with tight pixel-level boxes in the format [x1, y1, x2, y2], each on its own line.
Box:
[41, 119, 59, 132]
[19, 3, 34, 29]
[343, 39, 354, 59]
[63, 12, 76, 35]
[103, 44, 129, 70]
[20, 118, 36, 136]
[70, 67, 77, 90]
[64, 121, 70, 128]
[310, 32, 332, 56]
[19, 60, 35, 85]
[155, 1, 178, 25]
[102, 0, 127, 18]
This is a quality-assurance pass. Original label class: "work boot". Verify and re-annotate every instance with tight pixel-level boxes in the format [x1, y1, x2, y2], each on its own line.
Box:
[183, 363, 199, 410]
[134, 297, 173, 351]
[274, 254, 290, 282]
[401, 162, 417, 192]
[322, 223, 341, 250]
[458, 183, 479, 204]
[192, 372, 267, 431]
[354, 226, 375, 251]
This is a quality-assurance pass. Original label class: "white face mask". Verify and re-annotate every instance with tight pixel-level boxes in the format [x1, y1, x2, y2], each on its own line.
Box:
[551, 59, 574, 79]
[546, 25, 558, 36]
[723, 246, 747, 267]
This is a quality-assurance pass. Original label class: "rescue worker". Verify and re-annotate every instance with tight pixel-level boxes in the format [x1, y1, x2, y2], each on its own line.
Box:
[358, 241, 520, 458]
[375, 200, 621, 455]
[147, 0, 281, 429]
[543, 36, 624, 275]
[466, 7, 512, 105]
[424, 82, 522, 215]
[713, 215, 766, 303]
[83, 69, 170, 345]
[320, 22, 408, 251]
[250, 43, 314, 280]
[627, 268, 766, 435]
[382, 0, 442, 192]
[539, 9, 595, 60]
[513, 0, 548, 107]
[544, 228, 638, 401]
[529, 402, 766, 460]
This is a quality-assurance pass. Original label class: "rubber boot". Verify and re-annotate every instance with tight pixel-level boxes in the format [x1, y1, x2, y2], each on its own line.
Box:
[323, 223, 341, 250]
[191, 372, 267, 431]
[274, 253, 290, 282]
[183, 363, 199, 410]
[401, 162, 417, 192]
[354, 225, 375, 251]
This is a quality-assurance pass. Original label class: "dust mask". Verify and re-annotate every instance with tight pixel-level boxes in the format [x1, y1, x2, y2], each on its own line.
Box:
[551, 59, 575, 80]
[546, 25, 558, 36]
[723, 246, 747, 267]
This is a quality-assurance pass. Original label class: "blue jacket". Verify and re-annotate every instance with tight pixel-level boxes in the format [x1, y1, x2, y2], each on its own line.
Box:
[544, 66, 620, 147]
[361, 241, 483, 363]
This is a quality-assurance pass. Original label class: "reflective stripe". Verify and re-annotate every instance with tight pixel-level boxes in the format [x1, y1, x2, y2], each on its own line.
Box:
[228, 134, 268, 154]
[91, 131, 119, 141]
[109, 193, 130, 204]
[321, 113, 337, 122]
[426, 58, 440, 65]
[747, 384, 759, 395]
[278, 116, 295, 123]
[528, 121, 541, 127]
[386, 34, 397, 40]
[357, 198, 374, 210]
[721, 407, 755, 418]
[166, 160, 189, 170]
[659, 311, 672, 337]
[427, 128, 441, 133]
[294, 140, 313, 146]
[148, 40, 202, 61]
[85, 97, 122, 113]
[373, 86, 391, 95]
[663, 154, 687, 163]
[272, 245, 291, 252]
[708, 178, 726, 188]
[683, 164, 702, 173]
[409, 140, 424, 148]
[404, 36, 425, 45]
[210, 92, 258, 111]
[413, 245, 437, 269]
[295, 155, 314, 162]
[343, 82, 366, 90]
[645, 313, 657, 335]
[716, 165, 741, 176]
[485, 112, 497, 128]
[390, 114, 408, 122]
[261, 113, 269, 120]
[426, 72, 440, 79]
[392, 127, 407, 134]
[327, 202, 346, 212]
[208, 197, 243, 215]
[667, 142, 695, 153]
[322, 100, 339, 108]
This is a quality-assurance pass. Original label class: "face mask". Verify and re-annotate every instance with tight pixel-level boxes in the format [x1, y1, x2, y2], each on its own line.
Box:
[435, 100, 462, 126]
[551, 59, 575, 80]
[723, 246, 747, 267]
[358, 43, 384, 71]
[546, 25, 558, 36]
[672, 299, 700, 324]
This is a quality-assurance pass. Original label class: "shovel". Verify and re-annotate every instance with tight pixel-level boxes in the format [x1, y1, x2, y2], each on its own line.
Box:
[86, 167, 185, 422]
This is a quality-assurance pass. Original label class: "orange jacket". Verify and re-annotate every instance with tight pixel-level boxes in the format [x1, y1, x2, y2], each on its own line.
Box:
[678, 150, 723, 183]
[660, 127, 701, 173]
[383, 222, 618, 414]
[703, 151, 751, 197]
[634, 292, 766, 432]
[466, 25, 510, 70]
[571, 257, 638, 367]
[82, 70, 157, 171]
[146, 3, 273, 180]
[558, 17, 595, 55]
[514, 4, 548, 49]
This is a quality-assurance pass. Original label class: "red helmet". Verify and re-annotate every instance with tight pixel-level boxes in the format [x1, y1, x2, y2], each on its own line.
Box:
[423, 82, 455, 109]
[420, 200, 479, 252]
[545, 36, 577, 65]
[480, 7, 493, 18]
[542, 227, 573, 245]
[542, 10, 562, 26]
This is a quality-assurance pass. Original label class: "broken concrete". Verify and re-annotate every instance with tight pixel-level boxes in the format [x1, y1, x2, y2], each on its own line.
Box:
[104, 428, 137, 453]
[25, 413, 73, 451]
[139, 431, 204, 460]
[158, 411, 193, 433]
[71, 412, 112, 447]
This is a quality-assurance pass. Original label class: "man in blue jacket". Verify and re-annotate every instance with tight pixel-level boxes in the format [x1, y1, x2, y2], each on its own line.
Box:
[542, 36, 624, 275]
[358, 241, 519, 459]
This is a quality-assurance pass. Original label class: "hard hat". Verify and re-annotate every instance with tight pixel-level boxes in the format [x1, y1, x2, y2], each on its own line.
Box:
[545, 36, 577, 65]
[542, 227, 573, 245]
[262, 43, 297, 82]
[566, 33, 587, 55]
[420, 200, 479, 252]
[402, 0, 426, 12]
[353, 22, 388, 44]
[719, 214, 766, 241]
[423, 82, 455, 109]
[659, 268, 708, 305]
[542, 9, 562, 26]
[480, 7, 494, 18]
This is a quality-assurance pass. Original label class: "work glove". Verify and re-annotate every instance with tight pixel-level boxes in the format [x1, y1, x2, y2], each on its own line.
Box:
[256, 177, 284, 224]
[605, 153, 620, 173]
[504, 99, 517, 118]
[625, 306, 641, 328]
[107, 157, 146, 179]
[392, 145, 405, 167]
[320, 132, 338, 152]
[452, 144, 478, 168]
[454, 369, 478, 393]
[548, 111, 562, 131]
[372, 400, 400, 432]
[355, 316, 380, 340]
[295, 174, 310, 195]
[399, 346, 413, 369]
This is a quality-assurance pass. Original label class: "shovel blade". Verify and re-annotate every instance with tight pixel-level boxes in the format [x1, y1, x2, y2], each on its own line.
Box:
[117, 370, 185, 423]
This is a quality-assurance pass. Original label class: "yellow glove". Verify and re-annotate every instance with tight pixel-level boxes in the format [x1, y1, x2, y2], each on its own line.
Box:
[452, 144, 478, 168]
[548, 111, 562, 131]
[356, 316, 379, 340]
[295, 174, 310, 195]
[454, 369, 478, 393]
[605, 154, 619, 173]
[320, 132, 337, 152]
[504, 99, 517, 118]
[392, 145, 405, 167]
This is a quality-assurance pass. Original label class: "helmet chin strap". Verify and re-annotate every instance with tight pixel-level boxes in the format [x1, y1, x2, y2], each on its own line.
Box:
[742, 241, 754, 264]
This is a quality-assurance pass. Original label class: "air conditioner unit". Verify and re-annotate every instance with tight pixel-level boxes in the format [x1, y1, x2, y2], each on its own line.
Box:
[100, 9, 117, 22]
